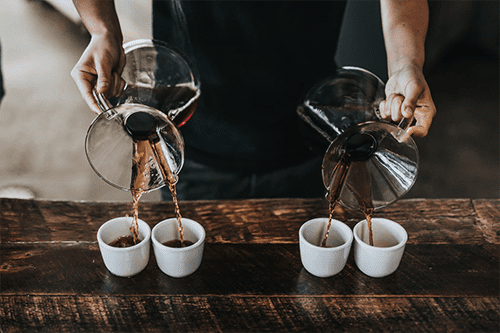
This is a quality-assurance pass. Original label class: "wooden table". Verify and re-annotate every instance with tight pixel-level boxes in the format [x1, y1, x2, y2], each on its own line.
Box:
[1, 198, 499, 332]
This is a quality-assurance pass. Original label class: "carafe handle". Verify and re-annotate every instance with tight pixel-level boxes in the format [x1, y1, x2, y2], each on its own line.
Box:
[376, 106, 415, 132]
[93, 86, 132, 116]
[398, 115, 415, 132]
[92, 89, 112, 113]
[92, 88, 126, 119]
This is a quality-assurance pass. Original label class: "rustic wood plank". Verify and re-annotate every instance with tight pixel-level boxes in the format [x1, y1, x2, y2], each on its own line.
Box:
[1, 295, 498, 333]
[0, 198, 491, 244]
[369, 198, 486, 245]
[473, 199, 500, 244]
[2, 243, 498, 297]
[1, 198, 499, 333]
[0, 199, 130, 243]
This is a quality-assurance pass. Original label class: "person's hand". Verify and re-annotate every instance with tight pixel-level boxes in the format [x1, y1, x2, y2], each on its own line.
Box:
[71, 33, 126, 114]
[379, 64, 436, 137]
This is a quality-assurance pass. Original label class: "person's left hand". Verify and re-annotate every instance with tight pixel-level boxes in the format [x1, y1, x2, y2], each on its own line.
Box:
[379, 64, 436, 137]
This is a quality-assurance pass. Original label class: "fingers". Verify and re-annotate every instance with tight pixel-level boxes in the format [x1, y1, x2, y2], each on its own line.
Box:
[379, 93, 408, 122]
[93, 63, 124, 102]
[381, 98, 435, 138]
[95, 58, 115, 97]
[401, 79, 422, 118]
[379, 65, 437, 138]
[380, 79, 427, 130]
[380, 74, 426, 121]
[72, 58, 125, 114]
[379, 92, 436, 138]
[71, 34, 127, 113]
[390, 94, 405, 122]
[72, 67, 124, 114]
[71, 67, 101, 114]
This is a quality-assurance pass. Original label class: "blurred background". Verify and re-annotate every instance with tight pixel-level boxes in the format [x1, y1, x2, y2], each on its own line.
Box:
[0, 0, 498, 202]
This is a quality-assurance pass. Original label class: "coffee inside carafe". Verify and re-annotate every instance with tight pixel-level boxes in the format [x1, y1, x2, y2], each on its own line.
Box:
[114, 83, 200, 127]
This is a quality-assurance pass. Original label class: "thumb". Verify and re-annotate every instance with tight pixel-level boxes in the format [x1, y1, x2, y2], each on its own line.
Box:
[407, 125, 428, 138]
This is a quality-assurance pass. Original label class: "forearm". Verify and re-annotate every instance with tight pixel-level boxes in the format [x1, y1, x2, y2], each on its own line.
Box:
[380, 0, 428, 76]
[72, 0, 123, 43]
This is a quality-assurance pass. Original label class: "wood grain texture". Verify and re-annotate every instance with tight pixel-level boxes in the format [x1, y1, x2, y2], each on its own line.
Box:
[1, 198, 496, 244]
[1, 198, 499, 332]
[1, 243, 498, 297]
[1, 296, 498, 333]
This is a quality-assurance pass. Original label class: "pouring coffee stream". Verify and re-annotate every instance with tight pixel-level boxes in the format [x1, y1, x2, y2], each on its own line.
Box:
[125, 111, 186, 246]
[320, 133, 378, 247]
[85, 39, 200, 247]
[297, 67, 419, 248]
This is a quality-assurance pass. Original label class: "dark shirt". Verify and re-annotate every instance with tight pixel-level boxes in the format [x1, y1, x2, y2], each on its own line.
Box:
[153, 0, 347, 173]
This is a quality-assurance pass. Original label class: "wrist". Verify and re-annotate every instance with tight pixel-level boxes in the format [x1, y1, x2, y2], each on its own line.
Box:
[91, 29, 123, 46]
[73, 0, 123, 44]
[388, 57, 424, 77]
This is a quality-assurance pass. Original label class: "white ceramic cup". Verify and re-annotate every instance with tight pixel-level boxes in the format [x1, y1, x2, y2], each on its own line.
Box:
[353, 218, 407, 278]
[97, 217, 151, 277]
[299, 217, 353, 278]
[152, 218, 205, 278]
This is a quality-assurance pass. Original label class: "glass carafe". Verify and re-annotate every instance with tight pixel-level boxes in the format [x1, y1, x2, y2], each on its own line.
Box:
[297, 66, 418, 210]
[85, 39, 200, 192]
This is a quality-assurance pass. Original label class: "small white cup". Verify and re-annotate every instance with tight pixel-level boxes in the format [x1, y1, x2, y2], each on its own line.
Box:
[299, 218, 353, 278]
[97, 217, 151, 277]
[152, 218, 205, 278]
[353, 218, 407, 278]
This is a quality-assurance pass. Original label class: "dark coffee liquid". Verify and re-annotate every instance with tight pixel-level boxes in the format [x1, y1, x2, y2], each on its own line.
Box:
[168, 182, 185, 245]
[346, 161, 375, 246]
[118, 84, 200, 127]
[321, 133, 377, 247]
[129, 138, 186, 247]
[320, 200, 338, 248]
[163, 239, 195, 248]
[130, 189, 144, 244]
[109, 235, 140, 248]
[321, 157, 350, 247]
[112, 135, 187, 249]
[364, 208, 374, 246]
[129, 139, 186, 246]
[127, 84, 199, 248]
[344, 134, 376, 245]
[129, 140, 152, 243]
[149, 141, 185, 246]
[154, 84, 200, 127]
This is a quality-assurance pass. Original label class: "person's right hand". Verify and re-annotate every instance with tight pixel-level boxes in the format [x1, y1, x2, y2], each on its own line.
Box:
[71, 33, 126, 114]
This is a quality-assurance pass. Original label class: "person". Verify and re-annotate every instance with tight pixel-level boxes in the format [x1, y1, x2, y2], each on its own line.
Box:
[71, 0, 436, 200]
